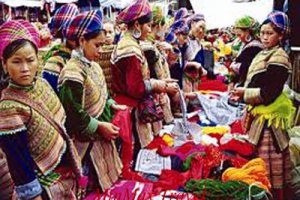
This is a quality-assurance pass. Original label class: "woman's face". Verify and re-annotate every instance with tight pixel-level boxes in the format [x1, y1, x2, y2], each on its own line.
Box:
[4, 42, 38, 86]
[191, 20, 206, 40]
[103, 22, 115, 45]
[176, 33, 188, 46]
[260, 23, 282, 49]
[81, 31, 106, 61]
[139, 22, 152, 40]
[235, 28, 250, 43]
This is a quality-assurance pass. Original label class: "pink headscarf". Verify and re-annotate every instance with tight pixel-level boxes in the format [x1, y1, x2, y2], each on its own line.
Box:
[0, 20, 40, 59]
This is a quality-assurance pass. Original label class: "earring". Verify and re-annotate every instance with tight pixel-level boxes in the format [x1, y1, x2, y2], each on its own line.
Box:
[132, 28, 141, 39]
[245, 35, 252, 43]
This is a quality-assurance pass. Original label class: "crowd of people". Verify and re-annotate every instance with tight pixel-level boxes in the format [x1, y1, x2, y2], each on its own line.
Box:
[0, 0, 298, 199]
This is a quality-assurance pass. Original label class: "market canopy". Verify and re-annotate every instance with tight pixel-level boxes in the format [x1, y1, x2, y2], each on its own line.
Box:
[54, 0, 78, 3]
[190, 0, 274, 29]
[2, 0, 43, 7]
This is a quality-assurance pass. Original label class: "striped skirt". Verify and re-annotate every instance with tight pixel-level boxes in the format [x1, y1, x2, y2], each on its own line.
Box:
[0, 149, 16, 200]
[257, 128, 293, 200]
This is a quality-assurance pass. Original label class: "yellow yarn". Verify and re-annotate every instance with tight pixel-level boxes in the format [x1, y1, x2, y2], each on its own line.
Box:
[162, 134, 174, 147]
[222, 158, 271, 191]
[202, 126, 230, 135]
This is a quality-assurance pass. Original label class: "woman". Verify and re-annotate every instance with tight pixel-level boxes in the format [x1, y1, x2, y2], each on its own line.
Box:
[111, 0, 178, 166]
[169, 19, 190, 88]
[96, 20, 116, 95]
[42, 3, 79, 93]
[59, 10, 123, 192]
[141, 6, 175, 125]
[183, 13, 208, 93]
[230, 16, 263, 87]
[0, 20, 82, 200]
[230, 11, 294, 200]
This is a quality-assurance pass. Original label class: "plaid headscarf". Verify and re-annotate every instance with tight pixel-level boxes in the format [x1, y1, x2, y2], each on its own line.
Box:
[152, 6, 165, 26]
[170, 19, 189, 35]
[0, 20, 40, 59]
[235, 15, 260, 35]
[116, 0, 151, 24]
[187, 13, 205, 28]
[174, 8, 189, 21]
[48, 3, 79, 38]
[65, 10, 103, 40]
[264, 10, 290, 35]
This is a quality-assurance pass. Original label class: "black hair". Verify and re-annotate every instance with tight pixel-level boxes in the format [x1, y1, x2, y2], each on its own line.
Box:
[127, 13, 153, 29]
[83, 29, 106, 41]
[3, 39, 38, 63]
[75, 29, 106, 47]
[261, 19, 284, 36]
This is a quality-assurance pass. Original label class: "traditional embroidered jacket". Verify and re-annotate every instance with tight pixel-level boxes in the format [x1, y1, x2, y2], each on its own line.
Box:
[58, 51, 122, 190]
[0, 78, 81, 199]
[111, 32, 154, 147]
[42, 44, 72, 94]
[96, 44, 115, 96]
[244, 46, 295, 151]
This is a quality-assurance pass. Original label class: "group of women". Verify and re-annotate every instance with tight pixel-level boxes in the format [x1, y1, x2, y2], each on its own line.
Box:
[0, 0, 295, 199]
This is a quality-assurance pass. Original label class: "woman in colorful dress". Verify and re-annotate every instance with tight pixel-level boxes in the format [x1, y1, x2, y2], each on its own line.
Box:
[58, 10, 123, 192]
[183, 13, 208, 93]
[111, 0, 178, 167]
[42, 3, 79, 93]
[0, 20, 82, 200]
[230, 15, 263, 87]
[141, 6, 175, 126]
[230, 11, 294, 200]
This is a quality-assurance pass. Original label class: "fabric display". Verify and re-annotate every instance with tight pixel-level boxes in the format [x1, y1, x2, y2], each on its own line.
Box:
[100, 180, 154, 200]
[135, 149, 172, 175]
[196, 93, 244, 125]
[219, 133, 254, 156]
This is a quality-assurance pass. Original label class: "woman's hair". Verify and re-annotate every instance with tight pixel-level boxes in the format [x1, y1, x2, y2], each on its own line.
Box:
[2, 39, 38, 62]
[127, 13, 152, 29]
[75, 29, 106, 46]
[262, 19, 283, 36]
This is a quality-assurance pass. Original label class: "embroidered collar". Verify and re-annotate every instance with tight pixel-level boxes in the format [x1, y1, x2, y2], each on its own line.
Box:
[71, 49, 92, 67]
[8, 79, 36, 91]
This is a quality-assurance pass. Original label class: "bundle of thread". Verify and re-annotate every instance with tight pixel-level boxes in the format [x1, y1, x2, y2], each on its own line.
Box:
[221, 158, 271, 191]
[185, 179, 267, 200]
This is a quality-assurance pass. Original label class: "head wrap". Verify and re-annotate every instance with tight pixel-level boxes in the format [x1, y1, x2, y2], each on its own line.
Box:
[187, 13, 205, 28]
[48, 3, 79, 38]
[170, 19, 189, 35]
[165, 31, 177, 44]
[0, 20, 40, 59]
[174, 8, 189, 21]
[263, 10, 290, 35]
[235, 16, 259, 29]
[116, 0, 152, 24]
[65, 10, 103, 40]
[234, 15, 260, 36]
[152, 6, 165, 26]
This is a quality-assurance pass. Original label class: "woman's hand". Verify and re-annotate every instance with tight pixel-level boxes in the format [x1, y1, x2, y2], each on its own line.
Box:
[111, 104, 127, 111]
[229, 87, 245, 102]
[166, 82, 179, 95]
[184, 92, 197, 100]
[97, 122, 120, 140]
